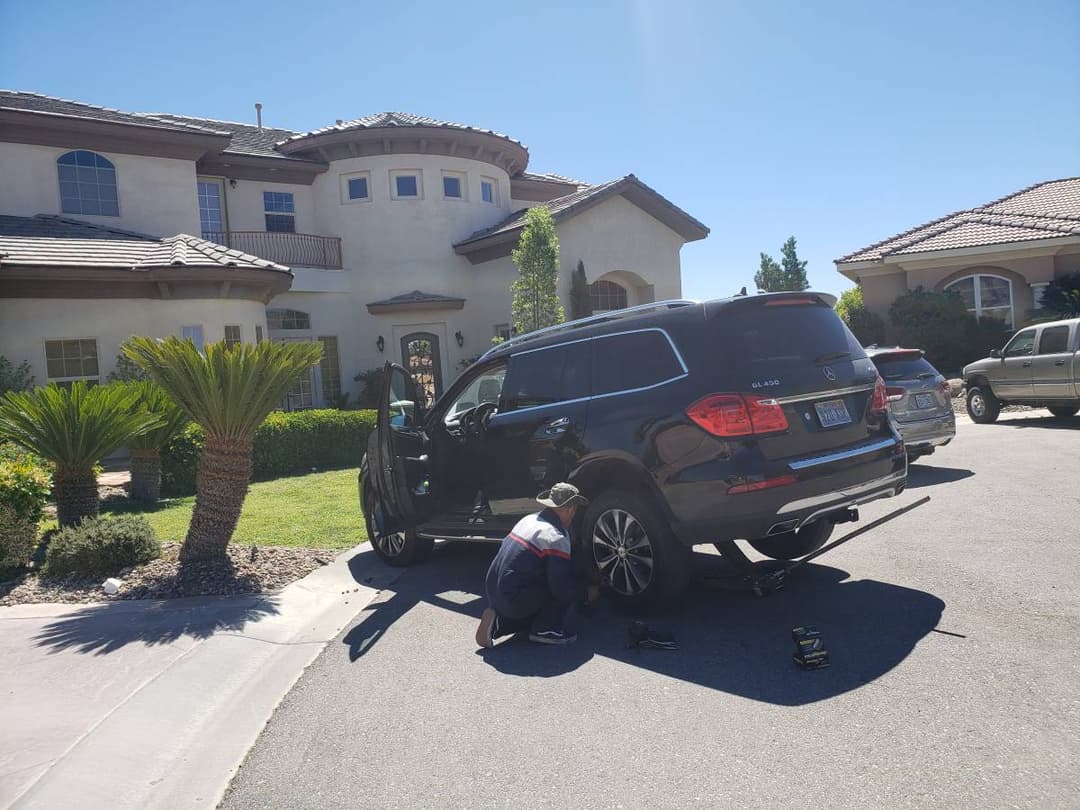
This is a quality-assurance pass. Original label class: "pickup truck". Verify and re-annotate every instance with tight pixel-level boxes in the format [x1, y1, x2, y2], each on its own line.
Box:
[962, 317, 1080, 423]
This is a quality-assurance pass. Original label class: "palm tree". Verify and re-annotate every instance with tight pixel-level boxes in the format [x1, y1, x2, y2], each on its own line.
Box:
[0, 382, 163, 527]
[124, 337, 322, 562]
[122, 380, 189, 501]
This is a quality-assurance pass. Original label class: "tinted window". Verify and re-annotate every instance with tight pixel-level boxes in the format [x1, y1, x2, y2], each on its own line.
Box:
[1004, 329, 1036, 358]
[872, 353, 938, 380]
[1037, 325, 1070, 355]
[592, 331, 683, 396]
[717, 302, 864, 366]
[348, 177, 369, 200]
[502, 343, 589, 411]
[395, 175, 419, 197]
[58, 150, 118, 216]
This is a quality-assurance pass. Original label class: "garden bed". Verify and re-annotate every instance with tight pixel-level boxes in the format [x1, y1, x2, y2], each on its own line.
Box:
[0, 542, 335, 606]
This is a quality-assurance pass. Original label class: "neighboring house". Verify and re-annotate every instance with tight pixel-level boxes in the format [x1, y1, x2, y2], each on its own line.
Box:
[0, 91, 708, 406]
[835, 178, 1080, 336]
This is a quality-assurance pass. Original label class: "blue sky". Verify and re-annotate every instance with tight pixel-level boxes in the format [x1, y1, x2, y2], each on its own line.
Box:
[2, 0, 1077, 297]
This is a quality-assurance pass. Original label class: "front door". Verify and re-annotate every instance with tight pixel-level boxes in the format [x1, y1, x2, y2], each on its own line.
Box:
[400, 332, 443, 407]
[368, 362, 430, 530]
[1030, 323, 1076, 400]
[995, 328, 1037, 400]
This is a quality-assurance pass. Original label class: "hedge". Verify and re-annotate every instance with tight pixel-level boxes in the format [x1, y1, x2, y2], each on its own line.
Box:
[0, 454, 52, 569]
[160, 409, 376, 496]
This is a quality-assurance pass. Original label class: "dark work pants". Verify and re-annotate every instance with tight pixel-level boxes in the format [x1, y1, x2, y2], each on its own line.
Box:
[488, 581, 578, 638]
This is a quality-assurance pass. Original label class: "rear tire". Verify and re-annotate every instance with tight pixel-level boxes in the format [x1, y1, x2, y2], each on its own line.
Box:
[581, 489, 691, 608]
[748, 519, 834, 561]
[1048, 406, 1079, 418]
[966, 386, 1000, 424]
[363, 486, 433, 567]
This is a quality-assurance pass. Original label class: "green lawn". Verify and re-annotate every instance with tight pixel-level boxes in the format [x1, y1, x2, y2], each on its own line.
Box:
[103, 468, 368, 549]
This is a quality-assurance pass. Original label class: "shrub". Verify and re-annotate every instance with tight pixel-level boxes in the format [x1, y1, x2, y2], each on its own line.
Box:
[160, 409, 377, 496]
[888, 287, 1010, 373]
[0, 458, 52, 568]
[353, 367, 386, 409]
[1042, 273, 1080, 318]
[43, 515, 161, 578]
[0, 357, 34, 395]
[835, 287, 886, 346]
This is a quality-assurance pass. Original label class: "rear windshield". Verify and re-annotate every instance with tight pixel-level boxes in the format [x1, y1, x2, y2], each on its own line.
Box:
[872, 354, 937, 380]
[716, 302, 865, 366]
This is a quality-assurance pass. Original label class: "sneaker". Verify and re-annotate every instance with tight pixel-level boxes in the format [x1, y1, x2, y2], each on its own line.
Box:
[528, 629, 578, 645]
[476, 608, 499, 649]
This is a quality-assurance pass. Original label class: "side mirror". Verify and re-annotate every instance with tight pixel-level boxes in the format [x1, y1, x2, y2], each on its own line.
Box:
[990, 349, 1002, 359]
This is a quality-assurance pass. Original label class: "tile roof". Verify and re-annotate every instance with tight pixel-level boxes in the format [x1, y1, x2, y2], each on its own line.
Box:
[837, 178, 1080, 263]
[513, 171, 589, 187]
[0, 215, 289, 272]
[147, 113, 313, 161]
[280, 111, 525, 149]
[0, 90, 228, 135]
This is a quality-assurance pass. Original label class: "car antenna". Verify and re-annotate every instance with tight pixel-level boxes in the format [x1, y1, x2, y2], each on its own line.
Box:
[736, 286, 747, 296]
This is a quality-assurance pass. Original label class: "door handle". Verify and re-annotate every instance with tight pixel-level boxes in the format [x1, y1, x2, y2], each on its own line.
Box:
[1055, 360, 1067, 366]
[1022, 361, 1032, 367]
[544, 416, 571, 435]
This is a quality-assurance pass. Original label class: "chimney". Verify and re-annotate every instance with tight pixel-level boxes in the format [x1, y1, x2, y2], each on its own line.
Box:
[255, 102, 263, 130]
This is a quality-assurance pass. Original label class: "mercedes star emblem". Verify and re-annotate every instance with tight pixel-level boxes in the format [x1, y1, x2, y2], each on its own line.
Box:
[823, 366, 837, 381]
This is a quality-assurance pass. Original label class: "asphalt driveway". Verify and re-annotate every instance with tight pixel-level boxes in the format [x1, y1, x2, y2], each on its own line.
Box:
[222, 414, 1080, 809]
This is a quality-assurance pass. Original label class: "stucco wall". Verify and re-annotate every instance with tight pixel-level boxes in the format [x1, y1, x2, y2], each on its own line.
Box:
[0, 142, 200, 236]
[0, 298, 267, 384]
[213, 177, 317, 234]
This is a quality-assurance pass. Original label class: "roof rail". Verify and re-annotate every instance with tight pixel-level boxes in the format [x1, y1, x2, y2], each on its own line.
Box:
[481, 299, 699, 359]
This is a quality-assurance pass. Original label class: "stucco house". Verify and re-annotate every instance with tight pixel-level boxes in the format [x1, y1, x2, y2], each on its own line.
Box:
[0, 91, 708, 406]
[835, 178, 1080, 336]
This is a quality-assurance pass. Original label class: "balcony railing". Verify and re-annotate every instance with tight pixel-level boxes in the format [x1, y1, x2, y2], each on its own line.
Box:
[202, 231, 343, 270]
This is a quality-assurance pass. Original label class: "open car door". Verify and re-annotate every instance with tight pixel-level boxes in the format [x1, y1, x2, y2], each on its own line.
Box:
[367, 362, 431, 531]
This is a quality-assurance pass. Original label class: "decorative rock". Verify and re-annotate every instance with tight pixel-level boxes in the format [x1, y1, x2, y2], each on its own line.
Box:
[102, 577, 123, 595]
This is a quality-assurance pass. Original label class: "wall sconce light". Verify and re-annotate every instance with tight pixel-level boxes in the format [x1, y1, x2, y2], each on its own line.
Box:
[228, 178, 238, 189]
[455, 330, 464, 347]
[376, 335, 385, 352]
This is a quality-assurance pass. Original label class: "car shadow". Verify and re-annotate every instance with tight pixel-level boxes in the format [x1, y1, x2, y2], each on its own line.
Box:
[339, 542, 945, 706]
[993, 415, 1079, 430]
[905, 464, 974, 487]
[32, 594, 280, 656]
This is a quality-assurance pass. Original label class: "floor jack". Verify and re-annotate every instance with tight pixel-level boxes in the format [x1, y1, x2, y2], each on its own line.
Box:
[715, 495, 932, 597]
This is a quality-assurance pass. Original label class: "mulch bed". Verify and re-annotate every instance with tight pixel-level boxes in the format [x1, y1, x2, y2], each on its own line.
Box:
[0, 543, 335, 607]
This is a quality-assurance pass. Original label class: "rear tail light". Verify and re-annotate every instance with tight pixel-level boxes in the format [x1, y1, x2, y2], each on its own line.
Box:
[728, 474, 797, 494]
[885, 386, 905, 402]
[871, 376, 889, 414]
[687, 394, 790, 437]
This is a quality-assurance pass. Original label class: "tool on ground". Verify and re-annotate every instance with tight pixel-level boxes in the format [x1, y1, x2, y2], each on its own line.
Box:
[626, 620, 679, 650]
[748, 495, 933, 597]
[792, 625, 830, 669]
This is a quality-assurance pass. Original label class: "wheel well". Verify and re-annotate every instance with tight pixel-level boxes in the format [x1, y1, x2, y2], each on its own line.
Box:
[967, 375, 991, 393]
[569, 457, 668, 516]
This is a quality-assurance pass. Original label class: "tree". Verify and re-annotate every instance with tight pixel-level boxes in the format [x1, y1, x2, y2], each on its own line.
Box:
[122, 380, 190, 501]
[511, 206, 564, 334]
[835, 286, 886, 346]
[569, 260, 593, 320]
[755, 236, 810, 292]
[888, 287, 1010, 372]
[0, 357, 33, 396]
[124, 337, 323, 562]
[0, 382, 162, 527]
[1041, 273, 1080, 317]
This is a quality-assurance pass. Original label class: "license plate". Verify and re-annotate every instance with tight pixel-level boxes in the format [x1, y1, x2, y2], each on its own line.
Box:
[915, 393, 934, 409]
[814, 399, 852, 428]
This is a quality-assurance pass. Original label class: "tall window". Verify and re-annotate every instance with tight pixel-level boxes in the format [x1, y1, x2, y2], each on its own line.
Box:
[266, 309, 311, 330]
[181, 325, 205, 351]
[263, 191, 296, 232]
[224, 324, 242, 349]
[45, 339, 99, 387]
[318, 336, 342, 402]
[944, 274, 1014, 327]
[480, 177, 497, 204]
[57, 151, 118, 216]
[494, 323, 512, 341]
[590, 279, 628, 312]
[198, 180, 225, 240]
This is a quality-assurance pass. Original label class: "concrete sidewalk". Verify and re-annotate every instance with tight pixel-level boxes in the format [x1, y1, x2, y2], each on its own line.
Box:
[0, 544, 401, 810]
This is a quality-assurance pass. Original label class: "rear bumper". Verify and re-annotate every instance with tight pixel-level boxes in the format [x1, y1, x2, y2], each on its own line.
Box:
[666, 435, 907, 545]
[894, 411, 956, 451]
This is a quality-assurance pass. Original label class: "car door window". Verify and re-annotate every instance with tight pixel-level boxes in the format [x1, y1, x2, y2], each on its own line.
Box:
[1003, 329, 1036, 358]
[387, 366, 421, 428]
[1036, 326, 1070, 355]
[591, 330, 684, 396]
[444, 365, 507, 423]
[501, 342, 590, 411]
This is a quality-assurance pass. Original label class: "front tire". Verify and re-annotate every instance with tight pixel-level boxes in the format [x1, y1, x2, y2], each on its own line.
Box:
[582, 489, 690, 607]
[966, 386, 1000, 424]
[1048, 406, 1079, 418]
[363, 486, 433, 567]
[748, 519, 834, 561]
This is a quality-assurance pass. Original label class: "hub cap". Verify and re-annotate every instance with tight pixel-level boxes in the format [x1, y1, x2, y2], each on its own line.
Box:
[592, 508, 655, 596]
[970, 393, 985, 417]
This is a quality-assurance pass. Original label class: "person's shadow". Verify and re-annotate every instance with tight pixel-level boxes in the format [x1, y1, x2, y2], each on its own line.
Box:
[340, 542, 946, 706]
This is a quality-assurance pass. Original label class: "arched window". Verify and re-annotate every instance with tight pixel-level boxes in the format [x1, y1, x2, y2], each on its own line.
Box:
[590, 279, 628, 312]
[944, 274, 1013, 327]
[57, 151, 118, 216]
[266, 309, 311, 330]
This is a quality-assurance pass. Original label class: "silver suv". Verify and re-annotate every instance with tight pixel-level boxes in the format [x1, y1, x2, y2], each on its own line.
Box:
[866, 347, 955, 459]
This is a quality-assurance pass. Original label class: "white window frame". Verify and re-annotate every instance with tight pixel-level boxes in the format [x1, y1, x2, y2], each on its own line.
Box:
[43, 337, 100, 386]
[944, 273, 1014, 328]
[224, 324, 242, 348]
[390, 170, 423, 200]
[181, 325, 205, 351]
[340, 171, 372, 204]
[442, 170, 467, 201]
[480, 176, 498, 205]
[494, 323, 512, 341]
[57, 150, 120, 218]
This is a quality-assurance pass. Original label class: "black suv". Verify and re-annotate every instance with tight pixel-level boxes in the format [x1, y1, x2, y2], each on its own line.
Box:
[361, 292, 907, 603]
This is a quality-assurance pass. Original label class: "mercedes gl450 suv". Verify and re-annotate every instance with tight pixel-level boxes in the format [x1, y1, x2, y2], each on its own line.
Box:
[361, 292, 907, 604]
